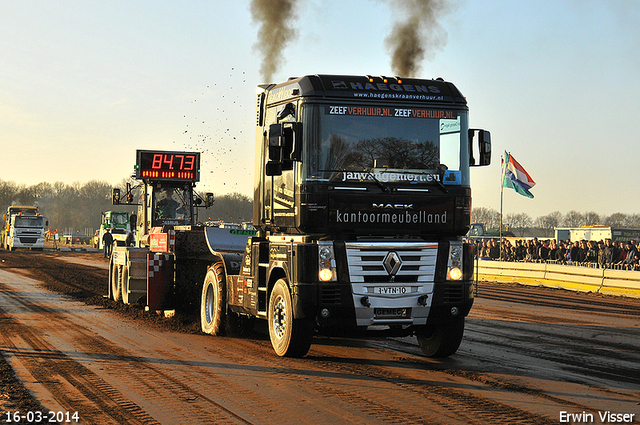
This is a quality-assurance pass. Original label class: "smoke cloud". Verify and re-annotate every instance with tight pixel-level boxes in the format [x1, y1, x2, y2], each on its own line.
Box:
[382, 0, 453, 77]
[250, 0, 299, 83]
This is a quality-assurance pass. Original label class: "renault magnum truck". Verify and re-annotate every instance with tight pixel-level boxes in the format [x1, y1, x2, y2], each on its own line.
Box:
[199, 74, 492, 357]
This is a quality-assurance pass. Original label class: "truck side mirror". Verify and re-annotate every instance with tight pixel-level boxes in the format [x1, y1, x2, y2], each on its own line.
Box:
[266, 161, 282, 176]
[268, 124, 282, 162]
[266, 124, 283, 176]
[468, 129, 492, 167]
[479, 131, 491, 166]
[205, 193, 214, 208]
[266, 122, 302, 175]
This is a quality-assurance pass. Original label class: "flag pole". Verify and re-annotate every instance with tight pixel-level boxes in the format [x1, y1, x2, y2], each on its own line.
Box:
[499, 152, 507, 260]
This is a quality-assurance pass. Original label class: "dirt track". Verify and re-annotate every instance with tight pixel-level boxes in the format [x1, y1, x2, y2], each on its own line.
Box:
[1, 250, 639, 424]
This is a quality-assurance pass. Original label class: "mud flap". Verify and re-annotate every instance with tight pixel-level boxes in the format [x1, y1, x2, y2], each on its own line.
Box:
[147, 253, 174, 311]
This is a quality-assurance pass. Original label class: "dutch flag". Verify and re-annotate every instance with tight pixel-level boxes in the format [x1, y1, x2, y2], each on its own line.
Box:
[502, 151, 535, 198]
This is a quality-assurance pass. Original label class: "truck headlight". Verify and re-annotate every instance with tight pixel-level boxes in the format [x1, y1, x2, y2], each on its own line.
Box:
[447, 242, 463, 281]
[318, 241, 337, 282]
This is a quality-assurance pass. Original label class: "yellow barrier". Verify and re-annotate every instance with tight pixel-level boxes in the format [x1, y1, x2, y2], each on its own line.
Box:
[476, 260, 640, 298]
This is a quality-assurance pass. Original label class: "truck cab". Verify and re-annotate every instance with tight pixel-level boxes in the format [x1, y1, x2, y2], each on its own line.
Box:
[2, 207, 47, 251]
[97, 211, 131, 249]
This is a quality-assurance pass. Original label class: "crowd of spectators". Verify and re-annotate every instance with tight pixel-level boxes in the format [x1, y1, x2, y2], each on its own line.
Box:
[473, 237, 640, 270]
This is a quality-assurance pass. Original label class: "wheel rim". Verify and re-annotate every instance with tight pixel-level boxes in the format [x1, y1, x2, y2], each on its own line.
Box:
[272, 295, 287, 340]
[205, 283, 214, 324]
[111, 264, 119, 298]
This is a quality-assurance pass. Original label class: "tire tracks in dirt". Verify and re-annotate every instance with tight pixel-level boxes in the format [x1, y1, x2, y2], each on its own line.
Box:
[0, 275, 263, 424]
[2, 252, 640, 424]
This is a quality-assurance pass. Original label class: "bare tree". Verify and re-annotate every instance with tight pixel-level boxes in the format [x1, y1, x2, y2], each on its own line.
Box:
[604, 213, 627, 228]
[471, 207, 500, 229]
[77, 180, 114, 231]
[0, 181, 16, 209]
[205, 192, 253, 223]
[505, 212, 532, 236]
[626, 214, 640, 228]
[583, 211, 601, 226]
[535, 211, 562, 237]
[563, 210, 584, 227]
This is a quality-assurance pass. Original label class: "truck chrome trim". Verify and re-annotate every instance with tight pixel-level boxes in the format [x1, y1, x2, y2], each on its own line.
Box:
[396, 188, 431, 192]
[345, 242, 438, 251]
[345, 241, 437, 327]
[332, 186, 368, 191]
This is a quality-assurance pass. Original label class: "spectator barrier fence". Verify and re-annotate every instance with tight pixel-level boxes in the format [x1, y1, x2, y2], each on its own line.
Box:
[475, 259, 640, 298]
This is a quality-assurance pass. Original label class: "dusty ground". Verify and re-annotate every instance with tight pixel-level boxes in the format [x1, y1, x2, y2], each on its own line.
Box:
[0, 249, 108, 421]
[1, 248, 639, 424]
[0, 249, 204, 423]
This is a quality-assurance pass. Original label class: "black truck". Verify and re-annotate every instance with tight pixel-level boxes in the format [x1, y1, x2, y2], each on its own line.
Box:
[202, 74, 491, 357]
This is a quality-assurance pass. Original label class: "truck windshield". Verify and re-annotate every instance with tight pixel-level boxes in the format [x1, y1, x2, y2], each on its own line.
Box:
[111, 213, 128, 225]
[468, 224, 484, 237]
[303, 104, 469, 186]
[15, 217, 44, 228]
[153, 185, 192, 223]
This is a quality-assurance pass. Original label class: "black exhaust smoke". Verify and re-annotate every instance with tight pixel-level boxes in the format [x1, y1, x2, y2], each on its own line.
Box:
[250, 0, 299, 83]
[382, 0, 453, 77]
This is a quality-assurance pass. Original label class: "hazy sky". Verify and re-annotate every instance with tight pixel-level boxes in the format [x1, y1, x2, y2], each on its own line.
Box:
[1, 1, 638, 219]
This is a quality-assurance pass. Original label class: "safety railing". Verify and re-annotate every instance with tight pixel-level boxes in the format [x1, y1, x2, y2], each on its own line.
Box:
[475, 259, 640, 298]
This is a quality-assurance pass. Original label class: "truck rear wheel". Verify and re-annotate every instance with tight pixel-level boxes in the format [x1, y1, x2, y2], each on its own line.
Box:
[110, 261, 122, 302]
[268, 279, 314, 357]
[416, 316, 465, 358]
[201, 262, 226, 335]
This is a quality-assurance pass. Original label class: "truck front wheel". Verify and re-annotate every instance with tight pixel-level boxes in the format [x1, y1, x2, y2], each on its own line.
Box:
[268, 279, 314, 357]
[416, 316, 465, 358]
[201, 262, 226, 335]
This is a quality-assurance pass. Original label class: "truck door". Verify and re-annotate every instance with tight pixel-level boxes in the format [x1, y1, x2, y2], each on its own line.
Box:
[266, 115, 300, 230]
[261, 101, 300, 231]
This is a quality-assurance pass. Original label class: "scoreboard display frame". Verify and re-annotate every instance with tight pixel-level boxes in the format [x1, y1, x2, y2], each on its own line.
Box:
[136, 150, 200, 182]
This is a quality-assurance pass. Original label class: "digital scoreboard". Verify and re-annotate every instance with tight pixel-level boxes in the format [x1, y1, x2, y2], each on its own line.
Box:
[136, 150, 200, 182]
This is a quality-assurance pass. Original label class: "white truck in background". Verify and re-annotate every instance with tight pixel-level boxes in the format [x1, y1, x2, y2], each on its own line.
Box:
[2, 206, 48, 251]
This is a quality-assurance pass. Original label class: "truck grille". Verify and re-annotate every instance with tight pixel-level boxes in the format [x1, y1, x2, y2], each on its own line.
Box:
[321, 286, 342, 305]
[442, 284, 464, 303]
[19, 237, 38, 244]
[345, 242, 438, 284]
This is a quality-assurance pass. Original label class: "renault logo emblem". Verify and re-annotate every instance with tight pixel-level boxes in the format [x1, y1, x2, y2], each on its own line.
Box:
[383, 251, 402, 276]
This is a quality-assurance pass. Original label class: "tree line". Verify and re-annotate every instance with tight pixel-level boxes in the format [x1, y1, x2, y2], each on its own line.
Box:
[4, 178, 634, 238]
[0, 179, 253, 234]
[473, 207, 640, 238]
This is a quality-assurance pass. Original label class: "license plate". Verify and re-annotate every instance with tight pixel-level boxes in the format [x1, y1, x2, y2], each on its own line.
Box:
[374, 286, 410, 295]
[374, 308, 409, 318]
